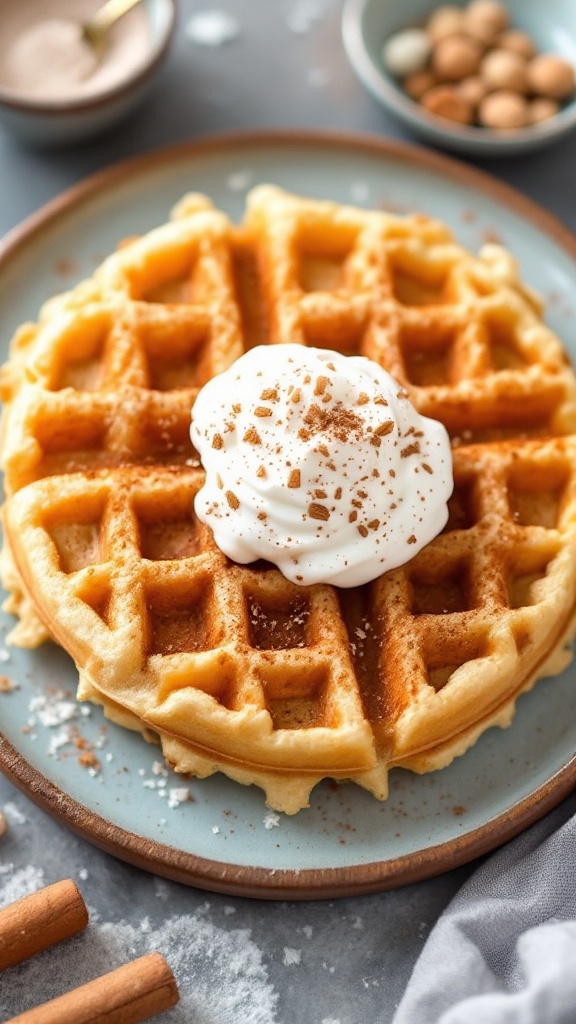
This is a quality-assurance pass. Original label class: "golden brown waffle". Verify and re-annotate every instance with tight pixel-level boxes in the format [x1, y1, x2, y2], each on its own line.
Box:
[244, 185, 576, 440]
[2, 185, 576, 813]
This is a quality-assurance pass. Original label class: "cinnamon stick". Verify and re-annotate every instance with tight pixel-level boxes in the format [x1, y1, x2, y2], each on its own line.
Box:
[0, 879, 89, 971]
[5, 952, 180, 1024]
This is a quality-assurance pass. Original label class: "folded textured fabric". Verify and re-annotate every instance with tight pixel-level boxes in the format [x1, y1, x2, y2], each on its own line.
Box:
[393, 792, 576, 1024]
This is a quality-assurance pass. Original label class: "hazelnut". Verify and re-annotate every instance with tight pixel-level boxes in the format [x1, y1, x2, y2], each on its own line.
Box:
[462, 19, 497, 47]
[432, 35, 482, 81]
[528, 97, 560, 124]
[457, 75, 489, 109]
[422, 85, 474, 124]
[426, 5, 466, 44]
[465, 0, 509, 39]
[527, 54, 576, 100]
[479, 90, 529, 129]
[403, 69, 437, 101]
[481, 49, 529, 94]
[382, 28, 431, 78]
[497, 30, 536, 60]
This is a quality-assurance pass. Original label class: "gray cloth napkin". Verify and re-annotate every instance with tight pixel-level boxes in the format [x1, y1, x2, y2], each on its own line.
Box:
[393, 791, 576, 1024]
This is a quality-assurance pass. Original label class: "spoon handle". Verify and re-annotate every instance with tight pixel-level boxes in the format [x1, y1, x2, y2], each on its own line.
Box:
[88, 0, 145, 34]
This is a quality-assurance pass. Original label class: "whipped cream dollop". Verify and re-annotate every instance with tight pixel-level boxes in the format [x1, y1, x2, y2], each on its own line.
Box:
[190, 345, 453, 587]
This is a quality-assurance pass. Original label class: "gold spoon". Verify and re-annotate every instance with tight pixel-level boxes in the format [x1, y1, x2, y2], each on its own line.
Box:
[82, 0, 146, 60]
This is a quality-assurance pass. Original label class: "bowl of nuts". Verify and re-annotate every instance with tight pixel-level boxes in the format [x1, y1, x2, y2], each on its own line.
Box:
[342, 0, 576, 155]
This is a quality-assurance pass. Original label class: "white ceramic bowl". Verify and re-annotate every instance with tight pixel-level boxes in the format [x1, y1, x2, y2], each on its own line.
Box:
[342, 0, 576, 156]
[0, 0, 176, 147]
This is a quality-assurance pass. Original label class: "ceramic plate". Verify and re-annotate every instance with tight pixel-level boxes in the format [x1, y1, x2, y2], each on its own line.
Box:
[1, 132, 576, 899]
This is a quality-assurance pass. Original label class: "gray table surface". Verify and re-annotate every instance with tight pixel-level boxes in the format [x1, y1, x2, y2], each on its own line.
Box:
[1, 3, 575, 1021]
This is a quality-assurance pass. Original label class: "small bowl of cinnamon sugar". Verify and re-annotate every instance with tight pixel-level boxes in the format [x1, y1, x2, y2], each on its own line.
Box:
[0, 0, 176, 147]
[342, 0, 576, 156]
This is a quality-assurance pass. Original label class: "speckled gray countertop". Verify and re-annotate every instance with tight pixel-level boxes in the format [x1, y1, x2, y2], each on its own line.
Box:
[1, 2, 576, 1021]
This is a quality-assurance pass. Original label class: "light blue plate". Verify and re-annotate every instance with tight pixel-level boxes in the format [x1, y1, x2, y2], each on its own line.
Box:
[1, 132, 575, 899]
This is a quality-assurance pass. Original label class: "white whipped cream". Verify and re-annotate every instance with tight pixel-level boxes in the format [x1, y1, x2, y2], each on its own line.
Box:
[190, 345, 453, 587]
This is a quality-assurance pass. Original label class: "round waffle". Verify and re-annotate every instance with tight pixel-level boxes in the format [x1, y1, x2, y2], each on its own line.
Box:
[2, 186, 576, 813]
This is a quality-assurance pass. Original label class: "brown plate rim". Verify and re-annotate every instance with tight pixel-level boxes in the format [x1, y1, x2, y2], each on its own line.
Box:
[2, 731, 575, 899]
[1, 128, 576, 899]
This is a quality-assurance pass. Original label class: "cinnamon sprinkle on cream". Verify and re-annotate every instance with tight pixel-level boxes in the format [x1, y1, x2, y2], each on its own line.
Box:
[308, 502, 330, 521]
[190, 344, 453, 588]
[243, 427, 261, 444]
[401, 442, 421, 458]
[314, 375, 331, 395]
[304, 402, 363, 444]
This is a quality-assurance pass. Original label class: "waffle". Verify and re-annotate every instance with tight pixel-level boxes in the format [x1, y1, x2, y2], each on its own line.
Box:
[2, 185, 576, 813]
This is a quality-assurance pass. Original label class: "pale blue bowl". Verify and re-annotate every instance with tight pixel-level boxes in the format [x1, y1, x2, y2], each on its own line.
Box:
[0, 0, 176, 147]
[342, 0, 576, 156]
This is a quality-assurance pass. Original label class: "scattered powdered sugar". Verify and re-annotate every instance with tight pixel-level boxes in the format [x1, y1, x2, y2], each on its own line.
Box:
[307, 67, 329, 88]
[226, 169, 255, 192]
[283, 947, 302, 965]
[286, 0, 332, 34]
[47, 728, 71, 756]
[138, 760, 192, 810]
[0, 865, 45, 907]
[3, 801, 27, 826]
[167, 787, 191, 809]
[263, 812, 280, 830]
[28, 689, 79, 729]
[0, 864, 279, 1023]
[24, 687, 106, 776]
[350, 180, 371, 205]
[186, 10, 241, 47]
